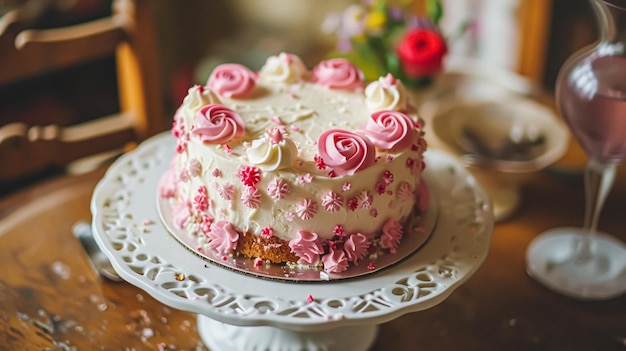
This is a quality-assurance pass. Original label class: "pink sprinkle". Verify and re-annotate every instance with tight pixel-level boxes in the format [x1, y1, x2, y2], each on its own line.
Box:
[347, 198, 359, 211]
[314, 155, 326, 170]
[142, 219, 154, 225]
[299, 173, 313, 184]
[370, 209, 378, 218]
[270, 116, 283, 125]
[212, 168, 222, 177]
[342, 182, 351, 191]
[197, 85, 205, 93]
[333, 224, 346, 237]
[197, 246, 203, 252]
[254, 257, 263, 267]
[222, 256, 228, 261]
[411, 143, 419, 151]
[306, 294, 314, 303]
[387, 155, 394, 161]
[383, 170, 394, 184]
[223, 144, 233, 154]
[261, 227, 274, 238]
[367, 262, 376, 270]
[289, 92, 298, 99]
[289, 125, 301, 132]
[328, 170, 337, 178]
[375, 181, 387, 195]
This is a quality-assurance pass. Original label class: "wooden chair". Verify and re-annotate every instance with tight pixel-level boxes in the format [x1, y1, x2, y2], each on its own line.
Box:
[0, 0, 166, 192]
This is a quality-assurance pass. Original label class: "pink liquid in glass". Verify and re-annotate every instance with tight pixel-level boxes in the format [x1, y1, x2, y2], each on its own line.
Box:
[557, 55, 626, 162]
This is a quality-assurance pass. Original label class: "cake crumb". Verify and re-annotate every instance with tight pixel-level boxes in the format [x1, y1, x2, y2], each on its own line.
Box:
[174, 272, 186, 281]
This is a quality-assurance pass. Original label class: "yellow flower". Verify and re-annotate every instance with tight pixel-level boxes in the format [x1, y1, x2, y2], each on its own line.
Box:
[365, 11, 387, 33]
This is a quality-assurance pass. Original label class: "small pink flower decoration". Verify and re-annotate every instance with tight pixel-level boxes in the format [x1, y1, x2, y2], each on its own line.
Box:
[321, 191, 343, 213]
[380, 218, 403, 254]
[193, 186, 209, 212]
[317, 129, 375, 176]
[356, 190, 373, 209]
[208, 221, 239, 255]
[322, 246, 349, 273]
[267, 177, 289, 200]
[289, 230, 323, 265]
[188, 158, 202, 177]
[207, 63, 256, 98]
[215, 182, 235, 201]
[239, 165, 261, 188]
[241, 186, 262, 209]
[193, 104, 245, 144]
[199, 214, 213, 235]
[296, 198, 318, 220]
[360, 110, 416, 152]
[396, 181, 414, 202]
[313, 58, 364, 91]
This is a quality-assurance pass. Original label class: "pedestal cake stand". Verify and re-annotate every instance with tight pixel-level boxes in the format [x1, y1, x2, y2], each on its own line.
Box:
[91, 133, 493, 351]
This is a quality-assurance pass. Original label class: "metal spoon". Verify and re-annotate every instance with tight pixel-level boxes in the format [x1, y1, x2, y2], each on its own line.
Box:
[72, 221, 122, 281]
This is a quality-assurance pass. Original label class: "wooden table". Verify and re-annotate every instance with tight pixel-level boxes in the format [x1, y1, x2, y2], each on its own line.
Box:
[1, 148, 625, 350]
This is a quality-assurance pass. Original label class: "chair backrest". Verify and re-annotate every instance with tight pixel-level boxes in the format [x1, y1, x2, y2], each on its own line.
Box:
[0, 0, 166, 190]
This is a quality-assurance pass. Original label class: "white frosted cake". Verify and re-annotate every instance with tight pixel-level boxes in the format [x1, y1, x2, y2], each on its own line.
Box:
[159, 53, 429, 273]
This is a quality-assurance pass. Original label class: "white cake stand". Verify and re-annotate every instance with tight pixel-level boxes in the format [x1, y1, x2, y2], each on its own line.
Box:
[91, 133, 493, 351]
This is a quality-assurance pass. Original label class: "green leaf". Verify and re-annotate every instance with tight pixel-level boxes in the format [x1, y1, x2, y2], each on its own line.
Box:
[426, 0, 444, 26]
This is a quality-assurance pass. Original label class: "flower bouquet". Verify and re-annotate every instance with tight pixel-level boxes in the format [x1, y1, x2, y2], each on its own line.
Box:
[323, 0, 447, 88]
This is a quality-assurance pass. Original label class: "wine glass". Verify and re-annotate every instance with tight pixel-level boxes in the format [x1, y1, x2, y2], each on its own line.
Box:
[526, 0, 626, 300]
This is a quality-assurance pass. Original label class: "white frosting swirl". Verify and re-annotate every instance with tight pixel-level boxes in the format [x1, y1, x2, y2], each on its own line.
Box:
[181, 85, 221, 123]
[258, 52, 307, 84]
[246, 132, 298, 171]
[364, 74, 408, 112]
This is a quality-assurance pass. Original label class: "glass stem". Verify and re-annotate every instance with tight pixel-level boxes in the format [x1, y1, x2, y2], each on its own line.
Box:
[577, 158, 616, 261]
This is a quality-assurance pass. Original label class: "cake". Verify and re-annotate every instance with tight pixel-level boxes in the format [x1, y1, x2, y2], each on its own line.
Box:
[159, 52, 429, 274]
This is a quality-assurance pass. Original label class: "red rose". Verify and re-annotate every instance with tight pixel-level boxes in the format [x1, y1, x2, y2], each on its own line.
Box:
[396, 28, 447, 78]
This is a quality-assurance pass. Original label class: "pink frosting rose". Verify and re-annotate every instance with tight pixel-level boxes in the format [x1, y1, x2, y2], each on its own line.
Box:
[317, 129, 376, 176]
[193, 104, 245, 144]
[288, 230, 323, 265]
[313, 58, 364, 91]
[322, 247, 349, 273]
[207, 63, 256, 98]
[207, 220, 239, 255]
[360, 110, 416, 152]
[343, 233, 369, 263]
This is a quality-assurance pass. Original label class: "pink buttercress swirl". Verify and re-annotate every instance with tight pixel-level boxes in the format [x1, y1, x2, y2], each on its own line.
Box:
[317, 129, 375, 176]
[313, 58, 364, 91]
[193, 104, 245, 144]
[380, 218, 403, 254]
[360, 110, 416, 152]
[288, 230, 323, 265]
[207, 63, 256, 98]
[322, 246, 349, 273]
[343, 233, 369, 263]
[207, 221, 239, 255]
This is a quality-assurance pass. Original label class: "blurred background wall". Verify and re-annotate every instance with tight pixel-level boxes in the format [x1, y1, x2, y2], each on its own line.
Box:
[0, 0, 597, 123]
